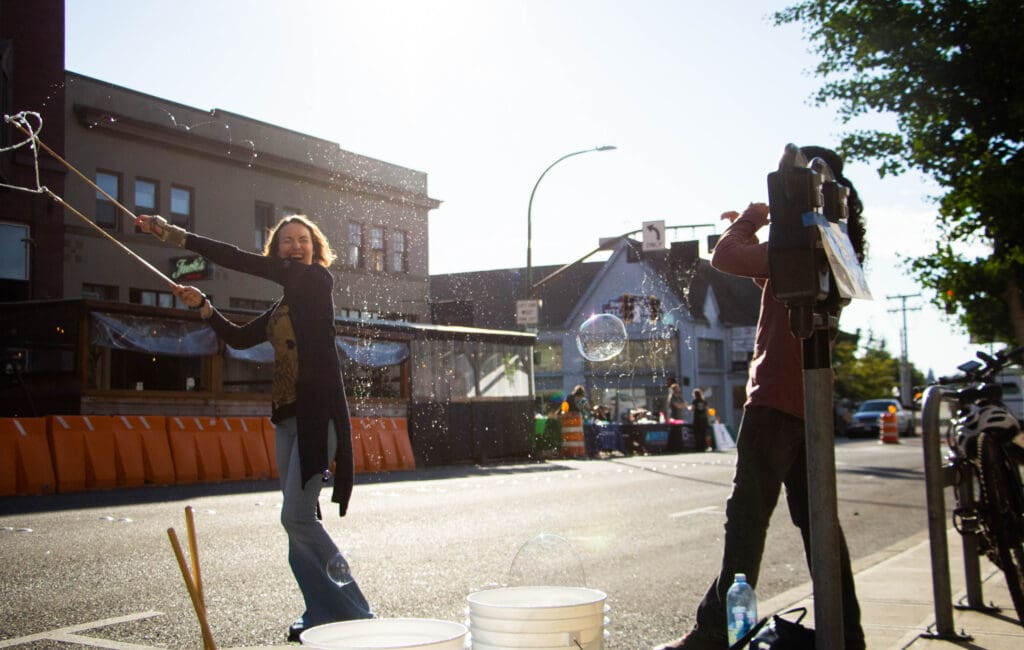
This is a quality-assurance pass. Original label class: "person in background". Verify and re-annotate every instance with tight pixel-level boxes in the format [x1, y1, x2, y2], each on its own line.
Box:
[690, 388, 712, 451]
[666, 383, 687, 421]
[654, 146, 867, 650]
[136, 213, 373, 641]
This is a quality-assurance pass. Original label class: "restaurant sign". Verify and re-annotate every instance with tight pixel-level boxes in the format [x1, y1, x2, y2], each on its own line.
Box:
[170, 255, 210, 282]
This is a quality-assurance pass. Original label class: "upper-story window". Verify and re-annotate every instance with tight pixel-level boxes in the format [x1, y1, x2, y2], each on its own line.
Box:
[95, 171, 120, 230]
[698, 338, 724, 370]
[348, 222, 363, 269]
[255, 201, 273, 251]
[0, 222, 29, 280]
[369, 227, 385, 272]
[170, 185, 193, 230]
[392, 230, 408, 273]
[134, 178, 158, 233]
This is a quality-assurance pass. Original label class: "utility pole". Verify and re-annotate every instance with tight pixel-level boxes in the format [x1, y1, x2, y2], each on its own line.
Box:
[887, 293, 922, 406]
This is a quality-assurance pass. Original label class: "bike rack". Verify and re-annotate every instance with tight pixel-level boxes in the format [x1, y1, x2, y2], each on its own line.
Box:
[920, 385, 994, 641]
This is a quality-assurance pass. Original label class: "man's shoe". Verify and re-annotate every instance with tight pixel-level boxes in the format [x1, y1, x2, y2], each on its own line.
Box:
[287, 620, 305, 642]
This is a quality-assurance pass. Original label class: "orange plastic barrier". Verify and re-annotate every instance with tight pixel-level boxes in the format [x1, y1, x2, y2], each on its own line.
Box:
[47, 415, 117, 492]
[262, 417, 279, 479]
[110, 415, 174, 486]
[560, 413, 586, 458]
[0, 417, 55, 496]
[168, 416, 226, 483]
[221, 417, 271, 480]
[879, 411, 900, 444]
[350, 417, 416, 473]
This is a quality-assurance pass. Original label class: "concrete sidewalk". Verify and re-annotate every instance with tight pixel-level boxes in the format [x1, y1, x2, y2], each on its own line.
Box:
[759, 528, 1023, 649]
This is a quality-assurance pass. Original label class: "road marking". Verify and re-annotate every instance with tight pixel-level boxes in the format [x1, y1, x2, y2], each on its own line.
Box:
[669, 505, 719, 518]
[0, 611, 163, 649]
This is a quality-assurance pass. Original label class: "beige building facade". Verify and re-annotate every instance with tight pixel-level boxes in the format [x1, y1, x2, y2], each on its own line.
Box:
[62, 72, 439, 321]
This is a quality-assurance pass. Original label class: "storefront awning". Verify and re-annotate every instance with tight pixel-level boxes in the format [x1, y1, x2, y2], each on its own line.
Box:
[91, 312, 219, 357]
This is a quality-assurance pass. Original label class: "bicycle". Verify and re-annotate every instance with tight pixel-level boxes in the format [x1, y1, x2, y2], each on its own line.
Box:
[932, 345, 1024, 624]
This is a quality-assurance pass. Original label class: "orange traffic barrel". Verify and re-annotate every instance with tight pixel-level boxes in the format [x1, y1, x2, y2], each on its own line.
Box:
[879, 411, 900, 444]
[560, 413, 586, 458]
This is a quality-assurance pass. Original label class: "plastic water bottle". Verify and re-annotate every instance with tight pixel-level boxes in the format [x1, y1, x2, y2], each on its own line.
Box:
[726, 572, 757, 644]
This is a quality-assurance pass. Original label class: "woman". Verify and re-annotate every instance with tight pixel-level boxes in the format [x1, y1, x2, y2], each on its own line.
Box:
[136, 213, 373, 640]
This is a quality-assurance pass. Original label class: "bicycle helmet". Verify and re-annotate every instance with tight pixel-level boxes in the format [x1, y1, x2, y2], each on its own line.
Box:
[958, 403, 1021, 448]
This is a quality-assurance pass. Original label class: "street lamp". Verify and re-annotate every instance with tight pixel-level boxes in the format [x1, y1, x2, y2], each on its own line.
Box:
[526, 145, 616, 295]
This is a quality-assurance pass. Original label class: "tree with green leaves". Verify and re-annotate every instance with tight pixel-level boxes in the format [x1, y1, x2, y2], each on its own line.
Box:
[774, 0, 1024, 345]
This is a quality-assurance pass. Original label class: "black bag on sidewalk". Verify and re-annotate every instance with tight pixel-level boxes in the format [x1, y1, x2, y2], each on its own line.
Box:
[729, 607, 815, 650]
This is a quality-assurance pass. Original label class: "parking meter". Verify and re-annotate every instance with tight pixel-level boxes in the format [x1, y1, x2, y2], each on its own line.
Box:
[767, 144, 852, 341]
[767, 143, 858, 650]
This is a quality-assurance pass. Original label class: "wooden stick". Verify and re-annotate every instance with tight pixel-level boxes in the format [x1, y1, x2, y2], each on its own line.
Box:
[184, 506, 205, 606]
[168, 527, 217, 650]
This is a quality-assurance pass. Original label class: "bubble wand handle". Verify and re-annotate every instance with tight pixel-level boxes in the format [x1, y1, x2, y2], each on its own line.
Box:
[7, 117, 176, 288]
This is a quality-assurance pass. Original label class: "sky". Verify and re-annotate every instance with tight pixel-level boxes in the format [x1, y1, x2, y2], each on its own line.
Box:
[57, 0, 996, 378]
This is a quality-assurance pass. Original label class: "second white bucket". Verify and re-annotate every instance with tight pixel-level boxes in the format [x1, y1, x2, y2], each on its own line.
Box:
[466, 586, 608, 649]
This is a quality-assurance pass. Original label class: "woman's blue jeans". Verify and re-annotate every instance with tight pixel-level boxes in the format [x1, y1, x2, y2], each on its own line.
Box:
[276, 417, 373, 627]
[692, 406, 864, 649]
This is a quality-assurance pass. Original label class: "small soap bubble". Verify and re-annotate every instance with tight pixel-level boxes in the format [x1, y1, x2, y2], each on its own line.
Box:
[576, 313, 627, 362]
[327, 552, 353, 586]
[508, 533, 587, 588]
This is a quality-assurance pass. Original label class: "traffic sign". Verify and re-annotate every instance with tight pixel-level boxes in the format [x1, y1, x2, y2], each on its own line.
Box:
[643, 220, 665, 250]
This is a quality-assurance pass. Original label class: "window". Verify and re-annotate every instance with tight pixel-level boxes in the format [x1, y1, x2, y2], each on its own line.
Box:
[533, 342, 563, 372]
[348, 222, 363, 269]
[81, 283, 118, 301]
[95, 171, 120, 229]
[255, 202, 273, 251]
[129, 288, 176, 309]
[134, 178, 157, 213]
[368, 227, 385, 272]
[698, 338, 723, 370]
[170, 185, 193, 229]
[0, 222, 29, 281]
[229, 297, 274, 312]
[133, 178, 158, 233]
[392, 230, 408, 273]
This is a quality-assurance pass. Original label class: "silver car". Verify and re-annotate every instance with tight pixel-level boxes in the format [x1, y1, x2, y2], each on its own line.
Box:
[846, 398, 915, 438]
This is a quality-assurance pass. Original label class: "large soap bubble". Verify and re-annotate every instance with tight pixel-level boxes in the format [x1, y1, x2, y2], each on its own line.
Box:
[507, 532, 587, 587]
[576, 313, 627, 362]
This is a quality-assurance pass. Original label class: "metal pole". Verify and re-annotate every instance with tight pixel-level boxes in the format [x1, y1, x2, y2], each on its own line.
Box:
[526, 146, 615, 296]
[803, 331, 844, 650]
[918, 385, 971, 639]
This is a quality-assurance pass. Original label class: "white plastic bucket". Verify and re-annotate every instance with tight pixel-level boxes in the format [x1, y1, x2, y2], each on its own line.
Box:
[469, 624, 604, 647]
[466, 586, 607, 620]
[468, 613, 608, 634]
[469, 636, 605, 650]
[299, 618, 468, 650]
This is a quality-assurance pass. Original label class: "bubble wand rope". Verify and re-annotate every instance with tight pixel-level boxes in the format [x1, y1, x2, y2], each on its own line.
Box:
[5, 113, 175, 288]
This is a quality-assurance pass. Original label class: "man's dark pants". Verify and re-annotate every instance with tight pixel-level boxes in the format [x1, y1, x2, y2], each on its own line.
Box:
[690, 406, 864, 649]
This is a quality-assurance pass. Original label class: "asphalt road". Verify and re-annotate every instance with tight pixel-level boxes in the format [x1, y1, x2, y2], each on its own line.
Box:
[0, 436, 933, 649]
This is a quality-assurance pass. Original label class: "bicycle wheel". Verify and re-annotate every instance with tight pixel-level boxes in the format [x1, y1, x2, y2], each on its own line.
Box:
[978, 431, 1024, 625]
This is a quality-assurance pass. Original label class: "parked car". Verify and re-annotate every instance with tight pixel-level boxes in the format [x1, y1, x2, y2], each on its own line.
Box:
[845, 398, 915, 438]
